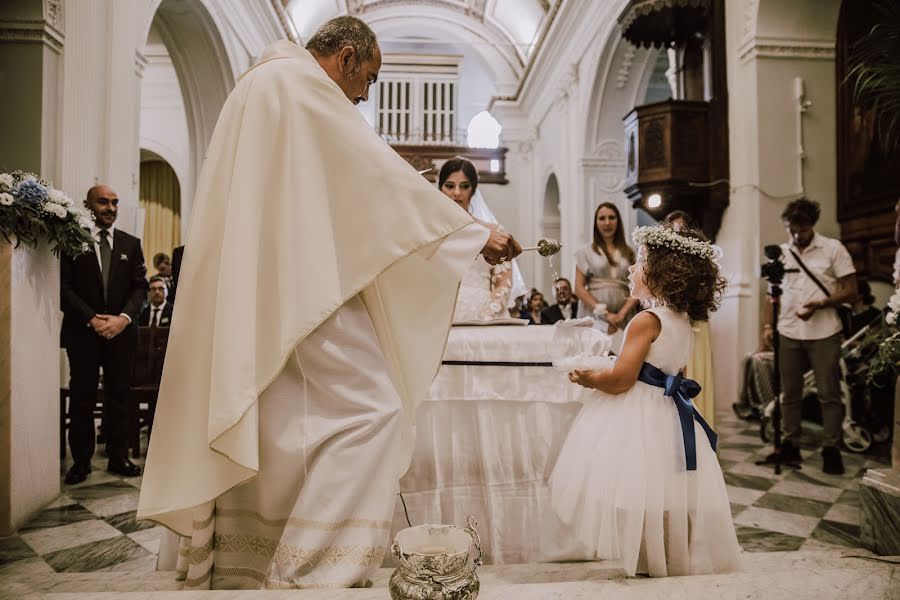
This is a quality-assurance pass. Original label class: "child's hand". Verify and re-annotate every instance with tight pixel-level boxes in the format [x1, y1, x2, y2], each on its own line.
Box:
[569, 369, 599, 389]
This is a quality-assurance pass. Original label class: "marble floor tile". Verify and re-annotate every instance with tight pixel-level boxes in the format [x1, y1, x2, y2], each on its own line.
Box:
[718, 434, 763, 447]
[123, 476, 143, 489]
[725, 485, 766, 507]
[726, 460, 793, 481]
[730, 503, 746, 518]
[753, 492, 831, 519]
[767, 479, 845, 503]
[96, 553, 159, 573]
[127, 527, 163, 554]
[786, 468, 847, 490]
[0, 556, 55, 575]
[80, 492, 140, 518]
[63, 471, 120, 490]
[44, 494, 78, 510]
[717, 448, 755, 462]
[723, 472, 775, 492]
[716, 459, 737, 471]
[822, 503, 860, 526]
[19, 504, 97, 532]
[43, 535, 150, 573]
[0, 536, 38, 565]
[797, 536, 854, 553]
[19, 519, 122, 556]
[733, 506, 820, 538]
[734, 526, 805, 553]
[65, 480, 137, 500]
[835, 488, 859, 507]
[810, 519, 861, 549]
[104, 511, 158, 535]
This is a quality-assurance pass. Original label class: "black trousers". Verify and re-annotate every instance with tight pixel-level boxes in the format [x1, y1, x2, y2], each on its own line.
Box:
[66, 325, 137, 464]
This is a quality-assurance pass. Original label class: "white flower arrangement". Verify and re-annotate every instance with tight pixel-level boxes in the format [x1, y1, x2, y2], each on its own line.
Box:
[632, 225, 717, 260]
[0, 170, 94, 256]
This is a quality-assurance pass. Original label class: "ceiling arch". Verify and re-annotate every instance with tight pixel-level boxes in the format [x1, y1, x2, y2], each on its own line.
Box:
[286, 0, 557, 92]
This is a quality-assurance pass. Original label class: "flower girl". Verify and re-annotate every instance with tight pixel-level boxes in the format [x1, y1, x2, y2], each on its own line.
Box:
[550, 225, 741, 577]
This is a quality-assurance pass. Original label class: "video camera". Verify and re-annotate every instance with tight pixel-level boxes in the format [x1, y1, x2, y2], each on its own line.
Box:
[760, 244, 787, 284]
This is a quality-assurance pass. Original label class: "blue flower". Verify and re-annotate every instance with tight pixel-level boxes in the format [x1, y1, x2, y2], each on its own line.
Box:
[14, 179, 49, 206]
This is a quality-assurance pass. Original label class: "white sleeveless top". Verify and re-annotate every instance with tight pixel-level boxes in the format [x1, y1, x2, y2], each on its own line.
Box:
[629, 306, 694, 376]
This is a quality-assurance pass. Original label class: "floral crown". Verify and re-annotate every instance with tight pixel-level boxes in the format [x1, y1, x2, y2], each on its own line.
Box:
[632, 225, 720, 261]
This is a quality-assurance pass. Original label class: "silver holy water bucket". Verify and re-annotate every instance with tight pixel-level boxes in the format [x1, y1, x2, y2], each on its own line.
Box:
[389, 515, 483, 600]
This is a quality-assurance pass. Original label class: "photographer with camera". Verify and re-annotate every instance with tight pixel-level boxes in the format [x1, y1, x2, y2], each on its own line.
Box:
[763, 198, 857, 475]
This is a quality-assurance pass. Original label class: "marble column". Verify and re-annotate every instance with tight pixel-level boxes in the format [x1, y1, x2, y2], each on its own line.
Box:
[0, 0, 64, 534]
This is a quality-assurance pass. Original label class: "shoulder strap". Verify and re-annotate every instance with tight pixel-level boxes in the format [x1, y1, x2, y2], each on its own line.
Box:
[788, 249, 831, 297]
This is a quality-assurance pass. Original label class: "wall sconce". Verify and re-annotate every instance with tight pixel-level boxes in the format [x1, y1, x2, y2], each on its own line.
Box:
[647, 193, 662, 208]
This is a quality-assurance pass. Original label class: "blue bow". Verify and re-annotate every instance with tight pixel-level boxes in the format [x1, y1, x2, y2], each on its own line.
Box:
[637, 362, 717, 471]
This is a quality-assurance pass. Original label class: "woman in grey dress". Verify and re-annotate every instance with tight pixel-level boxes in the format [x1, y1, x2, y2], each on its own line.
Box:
[574, 202, 639, 335]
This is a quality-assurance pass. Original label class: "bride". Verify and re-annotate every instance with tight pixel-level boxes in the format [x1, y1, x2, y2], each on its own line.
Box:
[438, 158, 527, 321]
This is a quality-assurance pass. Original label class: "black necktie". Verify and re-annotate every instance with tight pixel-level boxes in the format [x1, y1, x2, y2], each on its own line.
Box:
[98, 230, 111, 300]
[151, 308, 159, 327]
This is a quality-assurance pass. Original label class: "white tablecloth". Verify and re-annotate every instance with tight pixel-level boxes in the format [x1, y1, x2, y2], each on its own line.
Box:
[390, 324, 609, 564]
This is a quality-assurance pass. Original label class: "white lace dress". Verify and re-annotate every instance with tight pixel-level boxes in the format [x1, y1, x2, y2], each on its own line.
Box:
[549, 306, 741, 577]
[453, 255, 512, 321]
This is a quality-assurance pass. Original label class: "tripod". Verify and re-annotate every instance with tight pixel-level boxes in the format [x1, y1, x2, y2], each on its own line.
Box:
[755, 281, 800, 474]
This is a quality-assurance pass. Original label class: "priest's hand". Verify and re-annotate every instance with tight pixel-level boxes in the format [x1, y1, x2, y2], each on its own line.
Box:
[480, 229, 522, 266]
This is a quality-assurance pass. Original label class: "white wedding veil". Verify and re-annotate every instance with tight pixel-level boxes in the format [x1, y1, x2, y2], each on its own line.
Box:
[469, 188, 529, 307]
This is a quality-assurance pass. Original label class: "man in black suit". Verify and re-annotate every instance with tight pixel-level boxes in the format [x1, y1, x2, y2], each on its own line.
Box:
[61, 185, 148, 484]
[541, 277, 579, 325]
[139, 276, 173, 327]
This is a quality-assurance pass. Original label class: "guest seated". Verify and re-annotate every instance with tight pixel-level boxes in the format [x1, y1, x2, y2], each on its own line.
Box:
[152, 252, 174, 292]
[523, 290, 547, 324]
[140, 276, 173, 327]
[541, 278, 579, 324]
[439, 158, 514, 321]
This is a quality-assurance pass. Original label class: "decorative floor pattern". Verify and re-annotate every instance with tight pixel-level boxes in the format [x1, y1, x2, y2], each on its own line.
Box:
[0, 412, 889, 575]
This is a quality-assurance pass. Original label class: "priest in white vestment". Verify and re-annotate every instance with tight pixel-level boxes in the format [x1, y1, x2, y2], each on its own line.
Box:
[137, 16, 520, 590]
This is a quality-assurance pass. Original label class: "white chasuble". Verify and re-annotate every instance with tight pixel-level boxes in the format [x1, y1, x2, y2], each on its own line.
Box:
[139, 38, 490, 590]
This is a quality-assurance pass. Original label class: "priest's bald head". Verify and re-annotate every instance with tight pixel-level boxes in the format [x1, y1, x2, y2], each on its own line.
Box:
[307, 16, 381, 105]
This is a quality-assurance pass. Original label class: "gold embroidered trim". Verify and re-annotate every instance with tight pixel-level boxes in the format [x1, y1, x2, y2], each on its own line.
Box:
[183, 567, 212, 588]
[193, 511, 215, 530]
[214, 533, 385, 569]
[215, 508, 391, 531]
[213, 567, 363, 589]
[188, 536, 215, 565]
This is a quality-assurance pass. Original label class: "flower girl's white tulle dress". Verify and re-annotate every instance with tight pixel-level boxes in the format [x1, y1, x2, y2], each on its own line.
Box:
[549, 306, 741, 577]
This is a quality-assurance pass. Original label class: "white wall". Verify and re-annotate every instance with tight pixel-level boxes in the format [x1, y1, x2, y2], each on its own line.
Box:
[139, 39, 191, 237]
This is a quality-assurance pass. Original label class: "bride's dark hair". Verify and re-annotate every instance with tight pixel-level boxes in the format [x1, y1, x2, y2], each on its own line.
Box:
[438, 158, 479, 193]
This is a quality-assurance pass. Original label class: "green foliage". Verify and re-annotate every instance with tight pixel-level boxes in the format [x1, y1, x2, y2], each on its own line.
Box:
[848, 0, 900, 153]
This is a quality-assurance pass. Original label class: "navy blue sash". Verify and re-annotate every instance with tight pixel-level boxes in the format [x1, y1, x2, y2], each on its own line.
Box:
[637, 362, 717, 471]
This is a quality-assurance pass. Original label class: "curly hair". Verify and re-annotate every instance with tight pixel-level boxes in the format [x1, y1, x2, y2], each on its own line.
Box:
[781, 197, 820, 226]
[641, 227, 727, 322]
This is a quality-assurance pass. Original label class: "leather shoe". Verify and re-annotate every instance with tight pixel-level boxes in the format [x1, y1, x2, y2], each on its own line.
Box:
[64, 462, 92, 485]
[822, 446, 845, 475]
[107, 458, 142, 477]
[762, 440, 802, 465]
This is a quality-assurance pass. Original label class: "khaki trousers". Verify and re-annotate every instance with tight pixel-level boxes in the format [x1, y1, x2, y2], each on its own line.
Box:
[778, 332, 844, 448]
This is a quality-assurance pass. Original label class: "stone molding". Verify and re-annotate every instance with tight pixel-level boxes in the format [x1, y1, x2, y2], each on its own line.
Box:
[0, 18, 64, 53]
[739, 36, 835, 63]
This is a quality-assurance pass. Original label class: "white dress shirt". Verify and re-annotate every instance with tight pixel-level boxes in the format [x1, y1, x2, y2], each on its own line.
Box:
[149, 301, 168, 326]
[559, 302, 573, 321]
[89, 224, 132, 324]
[778, 233, 855, 340]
